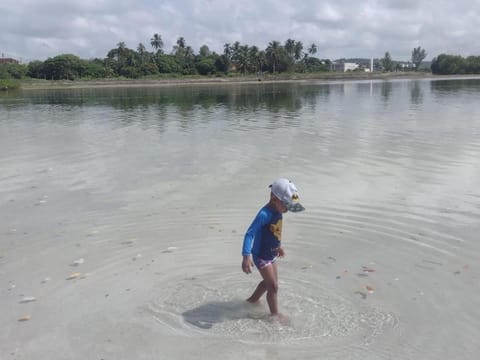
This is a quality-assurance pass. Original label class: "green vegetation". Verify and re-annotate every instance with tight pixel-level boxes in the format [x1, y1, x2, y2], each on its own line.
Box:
[379, 46, 427, 72]
[431, 54, 480, 75]
[1, 35, 479, 84]
[0, 63, 28, 79]
[412, 46, 427, 70]
[382, 52, 394, 72]
[0, 35, 333, 82]
[0, 78, 20, 90]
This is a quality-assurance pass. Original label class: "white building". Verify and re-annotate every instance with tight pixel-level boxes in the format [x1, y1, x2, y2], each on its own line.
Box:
[331, 61, 359, 72]
[344, 62, 359, 72]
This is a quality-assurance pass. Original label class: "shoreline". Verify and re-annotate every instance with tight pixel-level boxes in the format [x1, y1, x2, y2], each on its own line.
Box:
[17, 72, 480, 90]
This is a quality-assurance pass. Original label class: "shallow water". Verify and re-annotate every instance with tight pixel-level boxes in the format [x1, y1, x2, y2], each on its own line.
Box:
[1, 78, 480, 359]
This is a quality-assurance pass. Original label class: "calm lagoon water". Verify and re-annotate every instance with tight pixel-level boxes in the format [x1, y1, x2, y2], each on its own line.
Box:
[1, 78, 480, 359]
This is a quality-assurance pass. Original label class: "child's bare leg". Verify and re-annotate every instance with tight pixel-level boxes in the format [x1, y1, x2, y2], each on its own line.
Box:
[258, 263, 279, 315]
[247, 280, 266, 303]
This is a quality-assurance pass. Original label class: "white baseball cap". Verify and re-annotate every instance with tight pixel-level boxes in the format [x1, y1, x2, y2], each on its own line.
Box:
[269, 178, 305, 212]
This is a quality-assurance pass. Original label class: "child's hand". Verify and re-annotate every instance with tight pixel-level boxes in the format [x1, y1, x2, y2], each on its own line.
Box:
[277, 247, 285, 258]
[242, 255, 254, 274]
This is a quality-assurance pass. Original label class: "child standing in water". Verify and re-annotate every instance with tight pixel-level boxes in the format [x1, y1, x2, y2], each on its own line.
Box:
[241, 178, 305, 319]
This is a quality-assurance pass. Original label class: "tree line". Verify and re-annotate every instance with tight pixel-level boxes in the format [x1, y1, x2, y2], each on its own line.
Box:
[380, 47, 427, 72]
[1, 34, 478, 82]
[1, 35, 330, 81]
[431, 54, 480, 74]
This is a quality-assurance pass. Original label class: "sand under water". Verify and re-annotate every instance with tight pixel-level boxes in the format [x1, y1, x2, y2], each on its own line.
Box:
[1, 78, 479, 359]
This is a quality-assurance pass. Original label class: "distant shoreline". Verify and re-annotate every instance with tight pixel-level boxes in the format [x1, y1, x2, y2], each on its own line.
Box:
[18, 72, 480, 90]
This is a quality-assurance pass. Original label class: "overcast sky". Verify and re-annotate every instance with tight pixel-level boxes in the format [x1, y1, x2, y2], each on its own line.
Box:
[1, 0, 479, 63]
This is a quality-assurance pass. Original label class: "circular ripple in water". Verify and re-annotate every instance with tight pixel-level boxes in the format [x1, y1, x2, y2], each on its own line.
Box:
[147, 268, 399, 348]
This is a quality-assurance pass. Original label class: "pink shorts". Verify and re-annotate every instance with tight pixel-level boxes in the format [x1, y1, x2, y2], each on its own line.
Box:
[253, 255, 277, 269]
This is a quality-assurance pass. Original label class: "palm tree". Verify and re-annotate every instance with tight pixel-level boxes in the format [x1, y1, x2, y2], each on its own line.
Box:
[125, 49, 137, 67]
[248, 45, 259, 73]
[137, 43, 148, 65]
[232, 41, 240, 53]
[257, 50, 266, 74]
[184, 46, 194, 59]
[115, 42, 127, 67]
[308, 43, 317, 56]
[266, 40, 281, 73]
[294, 41, 304, 62]
[284, 39, 296, 59]
[223, 43, 231, 58]
[230, 41, 240, 67]
[150, 33, 163, 52]
[176, 37, 186, 49]
[173, 37, 187, 58]
[237, 45, 249, 74]
[223, 43, 232, 72]
[137, 43, 146, 55]
[181, 45, 195, 74]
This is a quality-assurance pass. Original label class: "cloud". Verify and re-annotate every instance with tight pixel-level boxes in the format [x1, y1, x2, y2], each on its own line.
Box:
[1, 0, 479, 62]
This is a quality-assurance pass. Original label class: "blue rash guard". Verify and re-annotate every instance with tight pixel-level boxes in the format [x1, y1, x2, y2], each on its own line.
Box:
[242, 205, 283, 260]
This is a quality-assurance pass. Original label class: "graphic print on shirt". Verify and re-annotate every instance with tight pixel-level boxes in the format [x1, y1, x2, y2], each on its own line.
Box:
[269, 219, 282, 240]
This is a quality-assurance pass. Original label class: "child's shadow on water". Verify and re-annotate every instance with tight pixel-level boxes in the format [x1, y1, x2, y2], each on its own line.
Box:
[182, 300, 265, 329]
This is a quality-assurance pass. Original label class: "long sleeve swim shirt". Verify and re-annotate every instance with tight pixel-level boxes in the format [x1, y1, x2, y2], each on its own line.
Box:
[242, 205, 283, 260]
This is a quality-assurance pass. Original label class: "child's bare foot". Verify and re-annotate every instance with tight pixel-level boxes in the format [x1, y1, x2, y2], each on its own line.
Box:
[271, 313, 290, 325]
[246, 298, 262, 305]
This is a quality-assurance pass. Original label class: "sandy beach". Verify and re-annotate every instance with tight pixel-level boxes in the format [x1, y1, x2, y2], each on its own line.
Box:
[16, 71, 460, 90]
